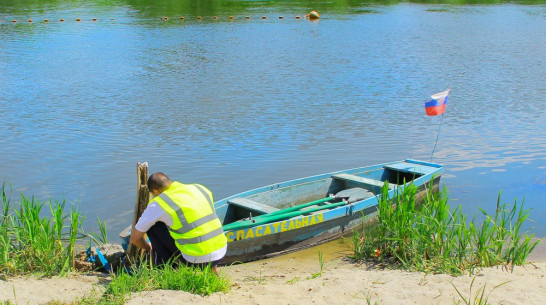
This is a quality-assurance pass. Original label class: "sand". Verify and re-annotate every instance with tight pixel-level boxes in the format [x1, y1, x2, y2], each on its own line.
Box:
[2, 239, 545, 305]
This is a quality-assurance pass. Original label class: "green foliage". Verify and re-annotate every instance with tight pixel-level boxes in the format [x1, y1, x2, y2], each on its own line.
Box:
[245, 269, 266, 284]
[0, 183, 86, 277]
[310, 251, 325, 279]
[451, 277, 509, 305]
[1, 183, 228, 304]
[351, 180, 539, 275]
[97, 263, 230, 305]
[87, 217, 108, 246]
[4, 0, 546, 19]
[21, 261, 230, 305]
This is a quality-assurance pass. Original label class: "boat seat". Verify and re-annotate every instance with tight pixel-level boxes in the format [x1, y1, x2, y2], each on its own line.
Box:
[332, 173, 395, 190]
[228, 197, 280, 215]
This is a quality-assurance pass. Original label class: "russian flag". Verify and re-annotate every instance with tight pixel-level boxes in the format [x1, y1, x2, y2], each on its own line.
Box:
[425, 89, 450, 116]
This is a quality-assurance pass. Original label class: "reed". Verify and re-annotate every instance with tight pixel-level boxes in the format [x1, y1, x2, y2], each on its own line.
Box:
[87, 216, 108, 246]
[451, 277, 509, 305]
[0, 183, 86, 277]
[1, 184, 230, 305]
[245, 269, 266, 284]
[365, 290, 381, 305]
[351, 180, 539, 275]
[310, 251, 325, 279]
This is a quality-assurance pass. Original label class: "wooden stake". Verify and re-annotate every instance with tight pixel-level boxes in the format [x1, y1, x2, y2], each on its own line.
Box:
[125, 162, 151, 264]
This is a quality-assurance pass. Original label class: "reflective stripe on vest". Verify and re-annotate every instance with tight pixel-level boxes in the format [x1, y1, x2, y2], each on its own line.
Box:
[158, 184, 224, 245]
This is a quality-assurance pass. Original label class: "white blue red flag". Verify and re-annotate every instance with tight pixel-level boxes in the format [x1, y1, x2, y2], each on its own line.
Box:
[425, 89, 450, 116]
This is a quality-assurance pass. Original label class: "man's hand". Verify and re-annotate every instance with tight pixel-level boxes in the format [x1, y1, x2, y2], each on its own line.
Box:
[130, 227, 152, 252]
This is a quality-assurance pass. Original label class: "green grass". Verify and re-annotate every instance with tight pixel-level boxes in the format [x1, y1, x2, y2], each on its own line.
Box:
[451, 277, 509, 305]
[245, 268, 266, 284]
[1, 183, 231, 304]
[8, 262, 230, 305]
[87, 216, 108, 246]
[3, 262, 230, 305]
[104, 263, 229, 304]
[1, 183, 86, 277]
[70, 262, 229, 305]
[310, 251, 325, 279]
[351, 180, 539, 275]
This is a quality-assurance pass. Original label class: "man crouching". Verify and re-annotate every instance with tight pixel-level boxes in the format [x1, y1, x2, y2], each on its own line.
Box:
[130, 172, 227, 273]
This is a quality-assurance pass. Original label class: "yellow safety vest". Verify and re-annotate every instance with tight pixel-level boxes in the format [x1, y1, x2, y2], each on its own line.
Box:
[151, 181, 227, 258]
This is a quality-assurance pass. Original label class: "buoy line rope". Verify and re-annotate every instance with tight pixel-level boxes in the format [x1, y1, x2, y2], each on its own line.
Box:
[1, 11, 320, 24]
[1, 13, 321, 24]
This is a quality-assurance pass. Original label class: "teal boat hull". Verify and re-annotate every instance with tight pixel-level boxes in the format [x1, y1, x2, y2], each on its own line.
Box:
[215, 159, 443, 264]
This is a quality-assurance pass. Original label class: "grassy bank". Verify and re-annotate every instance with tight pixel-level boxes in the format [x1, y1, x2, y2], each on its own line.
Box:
[71, 262, 230, 305]
[351, 181, 539, 275]
[1, 183, 85, 277]
[1, 261, 230, 305]
[0, 183, 230, 304]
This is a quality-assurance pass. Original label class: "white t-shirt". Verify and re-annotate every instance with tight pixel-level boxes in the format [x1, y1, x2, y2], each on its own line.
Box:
[135, 201, 227, 264]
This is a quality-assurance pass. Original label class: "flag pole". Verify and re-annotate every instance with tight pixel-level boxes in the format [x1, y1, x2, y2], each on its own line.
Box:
[430, 113, 444, 161]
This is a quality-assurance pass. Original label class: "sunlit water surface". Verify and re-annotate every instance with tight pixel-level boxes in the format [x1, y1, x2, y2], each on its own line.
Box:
[1, 1, 545, 240]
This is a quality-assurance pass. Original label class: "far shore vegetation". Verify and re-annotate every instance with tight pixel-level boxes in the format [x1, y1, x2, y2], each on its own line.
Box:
[1, 179, 540, 304]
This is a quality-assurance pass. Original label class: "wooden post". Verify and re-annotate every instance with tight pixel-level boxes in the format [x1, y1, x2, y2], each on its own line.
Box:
[125, 162, 151, 264]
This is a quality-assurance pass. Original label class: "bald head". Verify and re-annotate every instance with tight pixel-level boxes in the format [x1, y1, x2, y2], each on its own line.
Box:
[147, 172, 172, 195]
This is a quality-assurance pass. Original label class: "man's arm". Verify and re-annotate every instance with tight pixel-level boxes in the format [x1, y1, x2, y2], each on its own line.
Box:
[130, 201, 166, 252]
[130, 227, 152, 252]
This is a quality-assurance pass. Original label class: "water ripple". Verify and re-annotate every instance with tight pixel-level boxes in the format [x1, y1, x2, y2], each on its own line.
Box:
[1, 3, 545, 237]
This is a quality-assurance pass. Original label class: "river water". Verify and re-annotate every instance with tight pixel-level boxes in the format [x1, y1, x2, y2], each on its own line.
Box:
[1, 1, 545, 240]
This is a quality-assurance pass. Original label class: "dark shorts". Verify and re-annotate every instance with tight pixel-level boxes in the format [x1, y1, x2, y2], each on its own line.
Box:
[147, 222, 222, 268]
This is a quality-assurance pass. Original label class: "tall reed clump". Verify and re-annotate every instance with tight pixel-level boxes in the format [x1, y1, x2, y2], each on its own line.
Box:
[351, 180, 538, 275]
[0, 183, 85, 277]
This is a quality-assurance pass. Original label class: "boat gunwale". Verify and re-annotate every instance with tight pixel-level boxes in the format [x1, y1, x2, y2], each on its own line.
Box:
[219, 160, 443, 236]
[215, 159, 438, 210]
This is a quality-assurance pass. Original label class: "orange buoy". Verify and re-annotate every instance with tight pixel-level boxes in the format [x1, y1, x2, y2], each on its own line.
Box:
[44, 19, 49, 22]
[306, 10, 319, 20]
[296, 16, 300, 19]
[28, 19, 33, 23]
[93, 18, 97, 22]
[229, 16, 234, 20]
[262, 16, 267, 19]
[60, 19, 64, 22]
[12, 20, 17, 23]
[76, 18, 81, 22]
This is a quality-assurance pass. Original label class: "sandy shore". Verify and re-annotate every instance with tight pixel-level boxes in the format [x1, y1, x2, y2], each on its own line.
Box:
[2, 239, 545, 305]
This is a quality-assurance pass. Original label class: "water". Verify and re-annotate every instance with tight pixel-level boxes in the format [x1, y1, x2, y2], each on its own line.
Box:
[1, 1, 545, 241]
